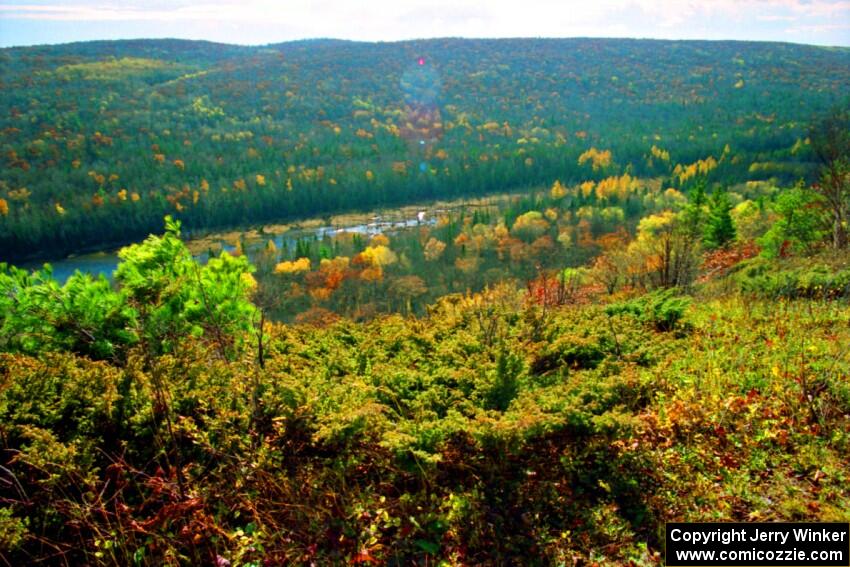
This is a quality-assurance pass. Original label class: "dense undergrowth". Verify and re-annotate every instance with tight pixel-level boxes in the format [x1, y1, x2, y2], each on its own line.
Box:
[2, 254, 848, 564]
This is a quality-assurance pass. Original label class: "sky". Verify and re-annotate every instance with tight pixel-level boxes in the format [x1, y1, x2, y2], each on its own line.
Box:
[0, 0, 849, 48]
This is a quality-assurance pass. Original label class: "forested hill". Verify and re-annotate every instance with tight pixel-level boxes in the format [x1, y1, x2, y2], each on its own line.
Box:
[1, 37, 848, 261]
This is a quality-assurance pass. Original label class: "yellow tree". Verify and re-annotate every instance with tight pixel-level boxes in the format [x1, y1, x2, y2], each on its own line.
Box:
[360, 245, 397, 267]
[578, 147, 612, 171]
[274, 257, 311, 274]
[550, 180, 567, 199]
[627, 211, 700, 288]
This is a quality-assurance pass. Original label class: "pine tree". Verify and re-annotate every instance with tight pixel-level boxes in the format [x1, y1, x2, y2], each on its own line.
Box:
[681, 177, 707, 241]
[703, 186, 736, 249]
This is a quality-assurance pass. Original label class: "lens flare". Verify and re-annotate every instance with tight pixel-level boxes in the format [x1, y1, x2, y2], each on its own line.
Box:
[400, 58, 443, 167]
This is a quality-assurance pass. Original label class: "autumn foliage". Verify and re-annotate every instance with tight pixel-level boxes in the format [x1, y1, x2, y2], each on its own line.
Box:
[1, 223, 848, 564]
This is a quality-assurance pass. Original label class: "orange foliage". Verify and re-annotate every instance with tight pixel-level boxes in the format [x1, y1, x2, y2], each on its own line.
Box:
[360, 265, 383, 282]
[530, 235, 555, 256]
[577, 219, 594, 247]
[390, 275, 427, 298]
[88, 171, 106, 186]
[526, 271, 596, 307]
[423, 237, 447, 261]
[596, 229, 630, 251]
[698, 241, 760, 282]
[309, 287, 333, 301]
[370, 233, 390, 247]
[294, 307, 340, 327]
[455, 256, 479, 273]
[508, 240, 528, 262]
[317, 257, 351, 290]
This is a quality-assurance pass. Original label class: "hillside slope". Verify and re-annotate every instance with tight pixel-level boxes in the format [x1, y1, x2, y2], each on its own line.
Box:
[1, 253, 848, 564]
[1, 38, 848, 260]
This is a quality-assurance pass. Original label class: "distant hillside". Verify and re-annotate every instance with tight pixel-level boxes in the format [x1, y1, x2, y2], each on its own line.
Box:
[1, 37, 848, 261]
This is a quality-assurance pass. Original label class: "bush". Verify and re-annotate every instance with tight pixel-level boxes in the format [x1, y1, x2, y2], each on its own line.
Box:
[484, 348, 523, 411]
[605, 289, 691, 331]
[736, 259, 850, 299]
[757, 187, 827, 258]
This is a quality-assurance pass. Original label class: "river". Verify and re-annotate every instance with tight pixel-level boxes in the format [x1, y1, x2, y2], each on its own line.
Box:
[18, 195, 510, 283]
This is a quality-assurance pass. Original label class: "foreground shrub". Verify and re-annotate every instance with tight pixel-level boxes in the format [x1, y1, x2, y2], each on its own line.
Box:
[736, 259, 850, 299]
[605, 288, 692, 331]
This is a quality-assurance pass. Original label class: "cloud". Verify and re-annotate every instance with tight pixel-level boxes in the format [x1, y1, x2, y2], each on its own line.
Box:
[0, 0, 848, 45]
[786, 22, 850, 32]
[0, 2, 282, 22]
[2, 0, 842, 23]
[758, 14, 797, 22]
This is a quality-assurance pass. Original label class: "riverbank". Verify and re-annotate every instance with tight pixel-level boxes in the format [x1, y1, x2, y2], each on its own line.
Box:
[18, 191, 523, 283]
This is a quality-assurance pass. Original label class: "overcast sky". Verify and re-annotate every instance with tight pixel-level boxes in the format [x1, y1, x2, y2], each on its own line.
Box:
[1, 0, 848, 48]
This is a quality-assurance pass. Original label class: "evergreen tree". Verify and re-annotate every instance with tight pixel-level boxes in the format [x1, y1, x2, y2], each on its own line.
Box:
[681, 178, 707, 241]
[703, 186, 736, 249]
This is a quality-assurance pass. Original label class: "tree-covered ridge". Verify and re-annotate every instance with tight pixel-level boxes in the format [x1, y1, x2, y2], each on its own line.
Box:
[1, 38, 848, 260]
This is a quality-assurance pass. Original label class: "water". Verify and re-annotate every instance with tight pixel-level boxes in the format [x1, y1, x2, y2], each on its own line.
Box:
[20, 212, 437, 283]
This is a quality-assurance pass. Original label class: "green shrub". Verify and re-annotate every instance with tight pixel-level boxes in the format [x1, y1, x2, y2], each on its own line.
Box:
[756, 187, 827, 258]
[605, 289, 692, 331]
[484, 349, 523, 411]
[736, 260, 850, 299]
[0, 507, 28, 552]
